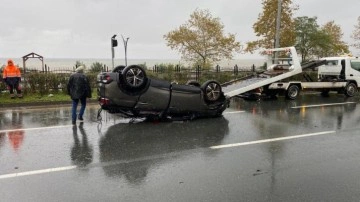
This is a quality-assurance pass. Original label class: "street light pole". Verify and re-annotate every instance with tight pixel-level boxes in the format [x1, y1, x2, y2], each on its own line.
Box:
[111, 35, 117, 69]
[121, 35, 129, 66]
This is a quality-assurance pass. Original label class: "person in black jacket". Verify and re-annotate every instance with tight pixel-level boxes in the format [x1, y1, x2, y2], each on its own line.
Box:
[67, 66, 92, 125]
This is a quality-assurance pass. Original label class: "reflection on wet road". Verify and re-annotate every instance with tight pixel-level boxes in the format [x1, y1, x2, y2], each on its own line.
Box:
[99, 117, 229, 184]
[1, 94, 360, 201]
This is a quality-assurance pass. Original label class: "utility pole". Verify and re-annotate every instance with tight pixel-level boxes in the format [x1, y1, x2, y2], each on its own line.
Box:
[274, 0, 282, 63]
[121, 35, 130, 66]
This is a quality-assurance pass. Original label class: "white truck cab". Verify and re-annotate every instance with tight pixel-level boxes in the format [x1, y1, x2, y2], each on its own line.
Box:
[318, 56, 360, 85]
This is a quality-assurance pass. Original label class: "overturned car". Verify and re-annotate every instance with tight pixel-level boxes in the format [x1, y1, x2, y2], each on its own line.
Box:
[97, 65, 229, 121]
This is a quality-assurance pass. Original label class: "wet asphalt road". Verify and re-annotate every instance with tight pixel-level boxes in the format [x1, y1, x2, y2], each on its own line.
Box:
[1, 93, 360, 202]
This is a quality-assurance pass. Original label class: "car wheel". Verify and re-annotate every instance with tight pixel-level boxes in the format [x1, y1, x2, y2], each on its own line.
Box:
[344, 82, 357, 97]
[122, 65, 147, 89]
[202, 80, 222, 102]
[286, 85, 300, 100]
[112, 65, 125, 73]
[186, 80, 201, 87]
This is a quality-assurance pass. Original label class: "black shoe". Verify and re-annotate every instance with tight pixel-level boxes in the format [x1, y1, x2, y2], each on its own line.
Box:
[72, 120, 76, 125]
[78, 116, 84, 122]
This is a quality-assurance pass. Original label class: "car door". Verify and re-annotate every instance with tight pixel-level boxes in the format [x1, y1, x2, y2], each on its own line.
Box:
[346, 59, 360, 85]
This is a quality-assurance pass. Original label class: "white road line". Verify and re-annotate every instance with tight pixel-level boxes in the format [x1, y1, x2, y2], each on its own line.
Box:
[0, 166, 77, 180]
[0, 125, 72, 133]
[0, 130, 336, 180]
[291, 102, 357, 109]
[224, 111, 245, 114]
[210, 131, 336, 149]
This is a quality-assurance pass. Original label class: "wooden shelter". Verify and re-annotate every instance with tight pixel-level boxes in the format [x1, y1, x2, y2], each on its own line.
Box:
[22, 52, 44, 72]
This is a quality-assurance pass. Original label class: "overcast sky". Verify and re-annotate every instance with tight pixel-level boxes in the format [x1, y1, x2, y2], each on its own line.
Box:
[1, 0, 359, 59]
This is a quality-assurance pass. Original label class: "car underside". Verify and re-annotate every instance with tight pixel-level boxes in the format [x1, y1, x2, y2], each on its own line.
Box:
[97, 65, 229, 121]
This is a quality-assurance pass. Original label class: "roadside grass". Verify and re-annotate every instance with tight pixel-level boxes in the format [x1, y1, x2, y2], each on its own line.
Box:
[0, 90, 97, 105]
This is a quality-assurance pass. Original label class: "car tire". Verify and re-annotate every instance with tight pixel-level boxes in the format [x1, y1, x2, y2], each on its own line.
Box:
[122, 65, 147, 89]
[286, 85, 300, 100]
[186, 80, 201, 87]
[344, 82, 357, 97]
[201, 80, 222, 102]
[112, 65, 126, 73]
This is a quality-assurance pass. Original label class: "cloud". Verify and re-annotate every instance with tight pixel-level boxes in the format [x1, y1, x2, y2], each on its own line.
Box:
[1, 0, 359, 58]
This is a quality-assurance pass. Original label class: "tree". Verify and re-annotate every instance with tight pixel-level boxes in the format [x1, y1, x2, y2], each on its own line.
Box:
[246, 0, 297, 53]
[164, 9, 241, 68]
[294, 16, 322, 61]
[295, 17, 349, 61]
[317, 21, 349, 57]
[90, 62, 105, 73]
[351, 16, 360, 49]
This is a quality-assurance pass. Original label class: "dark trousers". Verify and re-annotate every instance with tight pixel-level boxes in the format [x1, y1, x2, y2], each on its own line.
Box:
[8, 83, 22, 94]
[72, 97, 87, 121]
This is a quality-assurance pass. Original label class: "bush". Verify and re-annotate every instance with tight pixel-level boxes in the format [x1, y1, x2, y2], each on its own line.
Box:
[90, 62, 105, 73]
[25, 73, 70, 95]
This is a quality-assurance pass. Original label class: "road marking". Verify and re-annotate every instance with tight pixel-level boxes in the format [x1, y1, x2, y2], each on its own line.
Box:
[210, 131, 336, 149]
[224, 111, 245, 114]
[0, 125, 72, 133]
[0, 130, 336, 180]
[291, 102, 356, 109]
[0, 166, 77, 180]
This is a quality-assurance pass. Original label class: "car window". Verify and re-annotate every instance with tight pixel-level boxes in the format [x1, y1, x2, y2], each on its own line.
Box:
[325, 60, 338, 66]
[350, 60, 360, 71]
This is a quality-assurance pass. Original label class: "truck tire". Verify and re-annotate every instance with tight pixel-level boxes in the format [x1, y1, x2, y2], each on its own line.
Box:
[286, 85, 300, 100]
[344, 82, 357, 97]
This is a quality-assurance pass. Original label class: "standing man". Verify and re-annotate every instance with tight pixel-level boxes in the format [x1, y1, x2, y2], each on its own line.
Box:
[67, 65, 92, 125]
[2, 59, 22, 98]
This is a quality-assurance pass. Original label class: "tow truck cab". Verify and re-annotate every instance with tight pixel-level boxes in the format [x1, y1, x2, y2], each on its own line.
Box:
[318, 56, 360, 83]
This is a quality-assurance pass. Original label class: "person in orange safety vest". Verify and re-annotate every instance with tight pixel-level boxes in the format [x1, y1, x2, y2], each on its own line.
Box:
[2, 59, 22, 98]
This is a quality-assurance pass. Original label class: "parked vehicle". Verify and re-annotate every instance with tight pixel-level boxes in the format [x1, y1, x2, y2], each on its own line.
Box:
[222, 47, 360, 100]
[97, 65, 228, 120]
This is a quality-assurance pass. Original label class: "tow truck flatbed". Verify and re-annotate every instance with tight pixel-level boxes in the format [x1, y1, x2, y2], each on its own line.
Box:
[223, 47, 302, 98]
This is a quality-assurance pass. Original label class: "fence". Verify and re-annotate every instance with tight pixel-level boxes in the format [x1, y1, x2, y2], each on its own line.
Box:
[1, 63, 318, 95]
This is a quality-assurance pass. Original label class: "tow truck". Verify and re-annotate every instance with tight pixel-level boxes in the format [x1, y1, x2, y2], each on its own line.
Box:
[223, 47, 360, 100]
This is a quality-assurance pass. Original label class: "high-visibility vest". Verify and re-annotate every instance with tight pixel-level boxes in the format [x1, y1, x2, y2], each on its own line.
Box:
[3, 65, 21, 79]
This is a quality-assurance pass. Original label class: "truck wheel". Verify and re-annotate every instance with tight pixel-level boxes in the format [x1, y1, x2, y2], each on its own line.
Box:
[344, 82, 357, 97]
[286, 85, 300, 100]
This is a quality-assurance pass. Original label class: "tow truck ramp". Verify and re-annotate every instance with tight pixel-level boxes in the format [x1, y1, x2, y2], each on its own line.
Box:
[223, 47, 302, 98]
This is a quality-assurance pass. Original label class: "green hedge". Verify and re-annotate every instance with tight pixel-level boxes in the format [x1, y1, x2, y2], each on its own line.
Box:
[0, 70, 319, 96]
[0, 72, 98, 96]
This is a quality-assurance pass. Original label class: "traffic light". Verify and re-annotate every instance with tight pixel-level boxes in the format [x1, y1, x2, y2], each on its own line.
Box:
[111, 38, 118, 47]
